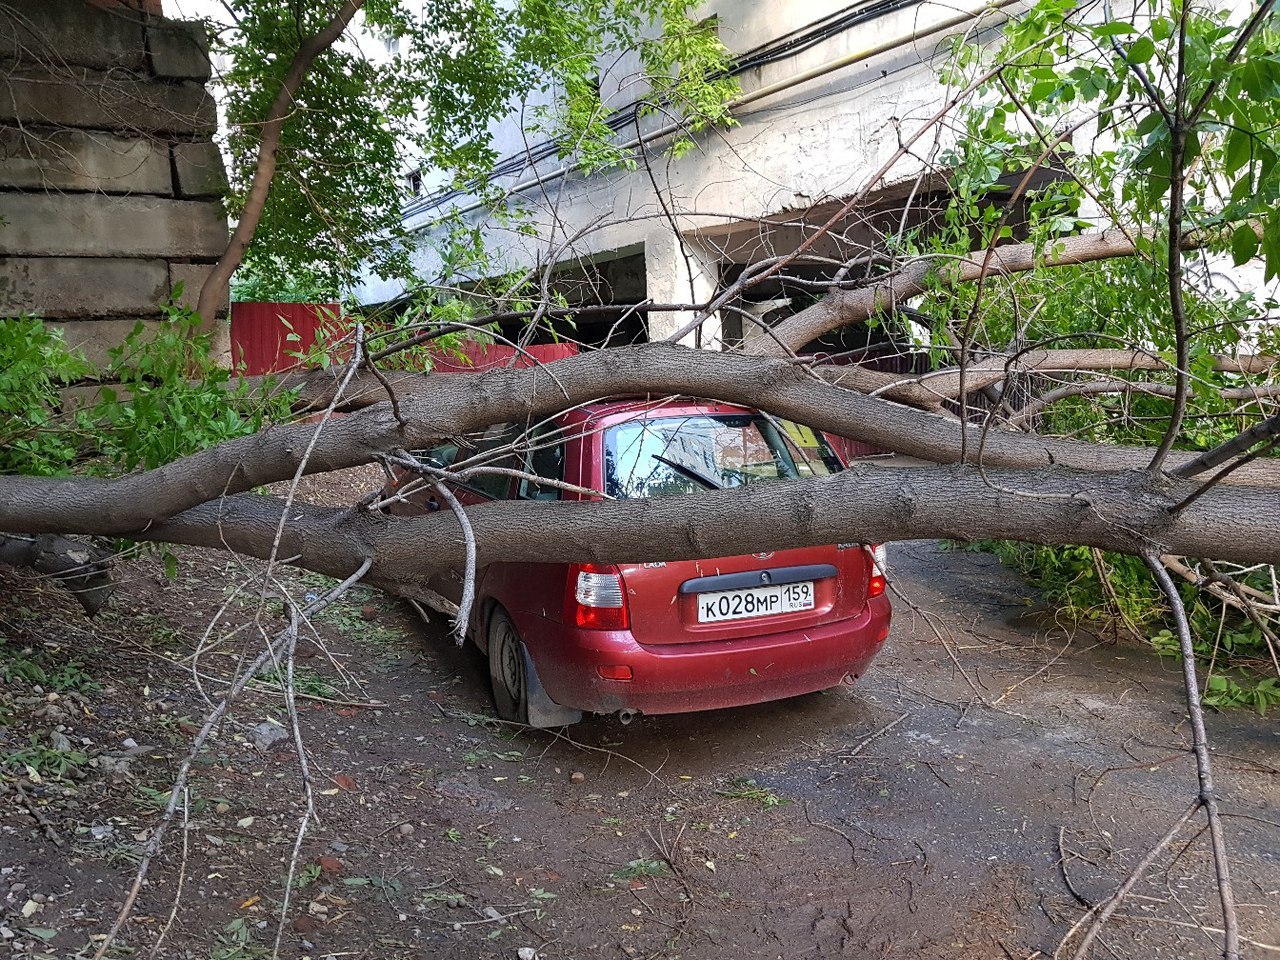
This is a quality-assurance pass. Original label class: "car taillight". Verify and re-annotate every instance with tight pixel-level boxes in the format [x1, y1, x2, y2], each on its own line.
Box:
[866, 544, 887, 598]
[566, 563, 630, 630]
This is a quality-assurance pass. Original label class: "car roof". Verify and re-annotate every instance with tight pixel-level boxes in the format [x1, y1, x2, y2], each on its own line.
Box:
[558, 397, 757, 427]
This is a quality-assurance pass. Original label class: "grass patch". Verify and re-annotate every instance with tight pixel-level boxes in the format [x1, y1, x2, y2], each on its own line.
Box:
[715, 776, 787, 809]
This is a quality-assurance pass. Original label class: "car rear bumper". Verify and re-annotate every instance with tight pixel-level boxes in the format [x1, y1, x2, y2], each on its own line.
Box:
[519, 595, 891, 716]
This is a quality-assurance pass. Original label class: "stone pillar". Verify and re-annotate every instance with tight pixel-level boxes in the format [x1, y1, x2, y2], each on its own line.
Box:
[0, 0, 230, 366]
[643, 231, 723, 349]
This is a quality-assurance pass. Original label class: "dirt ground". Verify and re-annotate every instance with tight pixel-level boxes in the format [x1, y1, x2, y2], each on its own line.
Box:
[1, 474, 1278, 959]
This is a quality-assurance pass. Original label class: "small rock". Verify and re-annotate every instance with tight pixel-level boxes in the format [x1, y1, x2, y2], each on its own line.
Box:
[214, 802, 230, 815]
[452, 922, 463, 932]
[316, 855, 344, 877]
[518, 948, 538, 960]
[570, 771, 586, 785]
[360, 605, 378, 621]
[329, 840, 349, 853]
[121, 737, 138, 749]
[251, 721, 288, 752]
[50, 732, 73, 753]
[398, 823, 415, 837]
[482, 906, 503, 922]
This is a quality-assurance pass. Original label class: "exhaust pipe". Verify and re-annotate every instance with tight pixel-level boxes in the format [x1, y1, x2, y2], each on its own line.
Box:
[618, 709, 639, 725]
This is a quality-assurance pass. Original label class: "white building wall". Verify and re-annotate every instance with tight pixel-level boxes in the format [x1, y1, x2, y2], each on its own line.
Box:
[360, 0, 1020, 338]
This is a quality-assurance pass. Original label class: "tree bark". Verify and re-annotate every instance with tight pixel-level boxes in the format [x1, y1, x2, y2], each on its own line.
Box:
[195, 0, 368, 324]
[4, 344, 1280, 541]
[128, 464, 1280, 601]
[0, 534, 114, 615]
[761, 225, 1259, 355]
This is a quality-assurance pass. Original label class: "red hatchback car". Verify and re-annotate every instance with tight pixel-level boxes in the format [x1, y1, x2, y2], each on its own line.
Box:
[387, 399, 891, 727]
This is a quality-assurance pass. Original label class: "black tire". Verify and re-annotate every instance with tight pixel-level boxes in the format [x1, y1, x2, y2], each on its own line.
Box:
[487, 609, 529, 724]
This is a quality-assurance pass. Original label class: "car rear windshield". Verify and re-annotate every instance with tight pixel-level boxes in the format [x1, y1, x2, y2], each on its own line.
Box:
[604, 414, 842, 500]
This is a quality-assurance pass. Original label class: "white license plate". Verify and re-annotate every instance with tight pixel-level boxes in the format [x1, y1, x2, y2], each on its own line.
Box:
[696, 581, 815, 623]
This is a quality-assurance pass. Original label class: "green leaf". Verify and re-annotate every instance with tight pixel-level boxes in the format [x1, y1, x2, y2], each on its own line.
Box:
[1127, 36, 1155, 64]
[1231, 224, 1259, 266]
[1224, 127, 1253, 176]
[1092, 21, 1136, 38]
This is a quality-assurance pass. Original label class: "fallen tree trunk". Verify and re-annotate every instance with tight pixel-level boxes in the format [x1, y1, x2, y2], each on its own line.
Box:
[4, 343, 1279, 541]
[0, 533, 115, 615]
[129, 463, 1280, 599]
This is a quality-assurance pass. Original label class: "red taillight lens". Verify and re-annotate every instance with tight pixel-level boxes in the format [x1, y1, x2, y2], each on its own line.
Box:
[866, 544, 887, 598]
[566, 563, 630, 630]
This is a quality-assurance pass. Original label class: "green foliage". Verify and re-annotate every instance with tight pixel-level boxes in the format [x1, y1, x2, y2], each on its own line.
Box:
[978, 540, 1279, 714]
[210, 917, 272, 960]
[231, 257, 337, 303]
[715, 775, 787, 808]
[0, 318, 93, 475]
[1, 732, 89, 782]
[0, 636, 97, 693]
[216, 0, 738, 294]
[0, 305, 293, 478]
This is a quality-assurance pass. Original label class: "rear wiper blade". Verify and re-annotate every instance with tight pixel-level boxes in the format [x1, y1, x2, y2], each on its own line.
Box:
[652, 454, 722, 491]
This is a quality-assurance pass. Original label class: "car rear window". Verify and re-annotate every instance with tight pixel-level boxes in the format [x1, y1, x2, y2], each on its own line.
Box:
[604, 414, 841, 500]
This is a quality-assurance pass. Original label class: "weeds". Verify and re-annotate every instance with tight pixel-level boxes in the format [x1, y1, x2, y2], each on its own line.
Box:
[716, 776, 787, 809]
[0, 636, 97, 692]
[961, 541, 1280, 715]
[252, 665, 338, 700]
[611, 858, 668, 880]
[210, 918, 271, 960]
[1, 732, 88, 782]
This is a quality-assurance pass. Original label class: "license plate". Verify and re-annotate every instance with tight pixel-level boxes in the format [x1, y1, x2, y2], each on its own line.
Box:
[696, 581, 815, 623]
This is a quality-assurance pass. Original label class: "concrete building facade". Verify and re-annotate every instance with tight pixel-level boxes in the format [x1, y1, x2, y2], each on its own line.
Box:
[0, 0, 229, 365]
[357, 0, 1021, 353]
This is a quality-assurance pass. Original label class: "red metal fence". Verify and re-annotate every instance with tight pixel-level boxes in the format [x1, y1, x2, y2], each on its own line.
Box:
[230, 302, 342, 376]
[230, 302, 580, 375]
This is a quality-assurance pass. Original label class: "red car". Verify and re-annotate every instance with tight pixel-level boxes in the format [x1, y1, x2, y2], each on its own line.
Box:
[387, 399, 891, 727]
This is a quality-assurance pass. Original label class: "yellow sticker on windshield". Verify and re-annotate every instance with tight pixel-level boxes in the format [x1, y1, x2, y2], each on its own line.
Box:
[783, 421, 820, 447]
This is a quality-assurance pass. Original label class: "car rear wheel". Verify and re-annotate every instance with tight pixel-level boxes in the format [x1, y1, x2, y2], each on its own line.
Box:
[487, 609, 529, 724]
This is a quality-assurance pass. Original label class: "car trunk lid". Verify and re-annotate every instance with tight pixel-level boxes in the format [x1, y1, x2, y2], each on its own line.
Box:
[619, 545, 870, 646]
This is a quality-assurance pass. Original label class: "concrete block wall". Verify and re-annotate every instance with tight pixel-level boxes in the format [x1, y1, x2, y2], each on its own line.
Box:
[0, 0, 230, 366]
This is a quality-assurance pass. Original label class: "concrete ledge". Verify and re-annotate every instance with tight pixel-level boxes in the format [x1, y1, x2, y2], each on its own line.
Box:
[0, 0, 147, 74]
[0, 67, 216, 137]
[0, 257, 169, 318]
[169, 262, 228, 318]
[171, 141, 227, 198]
[47, 317, 159, 368]
[0, 127, 172, 195]
[0, 193, 229, 259]
[147, 19, 213, 82]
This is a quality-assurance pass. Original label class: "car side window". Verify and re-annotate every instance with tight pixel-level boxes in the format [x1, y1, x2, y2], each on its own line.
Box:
[462, 423, 521, 500]
[518, 426, 565, 501]
[408, 442, 461, 470]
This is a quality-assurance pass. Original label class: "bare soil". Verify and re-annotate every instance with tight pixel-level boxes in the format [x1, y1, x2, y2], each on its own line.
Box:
[1, 470, 1278, 960]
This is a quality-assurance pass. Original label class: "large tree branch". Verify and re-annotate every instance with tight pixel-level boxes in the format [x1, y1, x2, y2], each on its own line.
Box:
[133, 465, 1280, 596]
[196, 0, 367, 323]
[760, 225, 1257, 355]
[0, 534, 115, 615]
[4, 344, 1279, 539]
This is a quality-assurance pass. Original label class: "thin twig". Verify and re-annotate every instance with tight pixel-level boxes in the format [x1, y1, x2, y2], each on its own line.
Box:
[1145, 555, 1239, 959]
